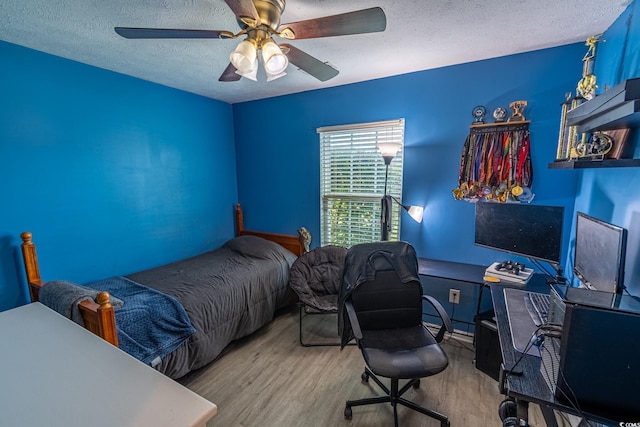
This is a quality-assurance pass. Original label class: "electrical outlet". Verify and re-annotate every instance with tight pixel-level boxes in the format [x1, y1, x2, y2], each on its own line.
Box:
[449, 289, 460, 304]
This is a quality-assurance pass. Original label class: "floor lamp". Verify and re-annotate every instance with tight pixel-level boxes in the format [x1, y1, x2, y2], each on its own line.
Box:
[377, 142, 424, 241]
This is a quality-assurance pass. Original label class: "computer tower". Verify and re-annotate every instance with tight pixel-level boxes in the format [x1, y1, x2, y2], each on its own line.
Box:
[541, 287, 640, 421]
[474, 310, 502, 381]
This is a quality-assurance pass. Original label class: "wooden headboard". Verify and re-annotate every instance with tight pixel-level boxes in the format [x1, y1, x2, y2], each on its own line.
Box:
[234, 203, 308, 256]
[21, 203, 307, 347]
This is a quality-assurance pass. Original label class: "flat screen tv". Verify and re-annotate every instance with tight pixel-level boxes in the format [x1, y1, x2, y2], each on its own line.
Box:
[574, 212, 627, 294]
[474, 202, 564, 264]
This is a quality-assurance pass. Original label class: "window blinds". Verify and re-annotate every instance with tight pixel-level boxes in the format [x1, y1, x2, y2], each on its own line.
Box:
[318, 119, 405, 247]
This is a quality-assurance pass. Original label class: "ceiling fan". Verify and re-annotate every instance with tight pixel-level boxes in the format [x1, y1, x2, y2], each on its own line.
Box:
[114, 0, 386, 83]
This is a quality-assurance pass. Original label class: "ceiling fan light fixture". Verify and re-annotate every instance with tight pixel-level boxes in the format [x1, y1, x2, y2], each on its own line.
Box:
[235, 59, 258, 81]
[261, 40, 289, 75]
[265, 70, 287, 82]
[230, 39, 257, 74]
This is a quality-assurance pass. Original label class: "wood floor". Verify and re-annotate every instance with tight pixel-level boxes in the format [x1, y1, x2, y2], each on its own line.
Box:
[180, 306, 550, 426]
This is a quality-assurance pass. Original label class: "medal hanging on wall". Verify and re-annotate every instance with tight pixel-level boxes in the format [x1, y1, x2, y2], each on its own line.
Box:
[452, 105, 533, 203]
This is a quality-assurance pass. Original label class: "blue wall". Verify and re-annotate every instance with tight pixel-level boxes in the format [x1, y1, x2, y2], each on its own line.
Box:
[0, 41, 238, 311]
[562, 1, 640, 295]
[2, 1, 638, 319]
[233, 43, 602, 328]
[233, 45, 583, 268]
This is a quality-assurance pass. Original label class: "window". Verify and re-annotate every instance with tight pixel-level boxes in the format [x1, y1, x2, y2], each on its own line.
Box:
[318, 119, 405, 247]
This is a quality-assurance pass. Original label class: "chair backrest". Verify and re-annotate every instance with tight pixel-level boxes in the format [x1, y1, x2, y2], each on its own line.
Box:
[342, 241, 423, 332]
[289, 245, 347, 311]
[350, 270, 423, 331]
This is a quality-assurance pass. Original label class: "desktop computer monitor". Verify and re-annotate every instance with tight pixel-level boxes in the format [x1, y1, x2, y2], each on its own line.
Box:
[573, 212, 627, 294]
[474, 202, 564, 265]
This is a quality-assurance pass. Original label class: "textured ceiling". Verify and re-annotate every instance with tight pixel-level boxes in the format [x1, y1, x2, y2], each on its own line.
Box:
[0, 0, 630, 104]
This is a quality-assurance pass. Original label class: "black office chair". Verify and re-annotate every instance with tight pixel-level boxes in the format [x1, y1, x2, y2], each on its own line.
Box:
[339, 241, 453, 427]
[289, 245, 347, 346]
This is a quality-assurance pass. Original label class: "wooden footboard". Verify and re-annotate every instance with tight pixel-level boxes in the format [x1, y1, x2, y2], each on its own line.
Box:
[21, 203, 307, 347]
[20, 232, 119, 347]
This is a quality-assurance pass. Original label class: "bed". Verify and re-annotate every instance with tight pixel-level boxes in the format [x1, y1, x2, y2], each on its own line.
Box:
[20, 204, 308, 379]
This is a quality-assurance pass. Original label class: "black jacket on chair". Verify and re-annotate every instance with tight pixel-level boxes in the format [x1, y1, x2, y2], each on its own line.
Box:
[338, 241, 419, 349]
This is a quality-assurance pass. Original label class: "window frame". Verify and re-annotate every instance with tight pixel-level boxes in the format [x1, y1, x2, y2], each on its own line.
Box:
[317, 119, 405, 247]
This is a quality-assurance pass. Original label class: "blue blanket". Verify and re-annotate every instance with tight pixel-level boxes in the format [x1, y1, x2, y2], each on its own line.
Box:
[39, 280, 123, 325]
[84, 276, 195, 366]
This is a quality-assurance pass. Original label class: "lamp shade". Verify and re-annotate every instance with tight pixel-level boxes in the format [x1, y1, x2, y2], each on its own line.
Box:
[236, 61, 258, 81]
[377, 141, 402, 165]
[230, 39, 257, 75]
[405, 205, 424, 223]
[262, 40, 288, 75]
[376, 141, 402, 158]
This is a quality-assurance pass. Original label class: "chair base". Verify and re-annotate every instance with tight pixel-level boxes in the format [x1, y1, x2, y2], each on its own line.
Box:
[298, 304, 342, 347]
[344, 367, 450, 427]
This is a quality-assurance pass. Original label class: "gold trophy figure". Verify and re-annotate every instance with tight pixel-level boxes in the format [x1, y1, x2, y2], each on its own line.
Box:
[508, 100, 527, 122]
[577, 34, 603, 100]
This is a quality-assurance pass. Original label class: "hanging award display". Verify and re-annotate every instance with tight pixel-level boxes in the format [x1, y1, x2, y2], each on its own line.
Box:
[453, 100, 533, 203]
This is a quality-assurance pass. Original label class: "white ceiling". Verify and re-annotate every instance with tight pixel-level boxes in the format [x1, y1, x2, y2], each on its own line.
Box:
[0, 0, 630, 104]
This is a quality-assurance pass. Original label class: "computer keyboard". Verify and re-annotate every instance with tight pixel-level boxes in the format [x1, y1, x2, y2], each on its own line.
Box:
[524, 292, 550, 326]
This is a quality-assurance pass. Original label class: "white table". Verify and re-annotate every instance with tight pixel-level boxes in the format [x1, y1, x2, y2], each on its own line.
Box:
[0, 302, 217, 427]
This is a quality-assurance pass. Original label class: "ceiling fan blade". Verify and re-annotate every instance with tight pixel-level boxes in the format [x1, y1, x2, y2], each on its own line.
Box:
[281, 44, 339, 82]
[115, 27, 231, 39]
[219, 63, 242, 82]
[223, 0, 261, 27]
[279, 7, 386, 40]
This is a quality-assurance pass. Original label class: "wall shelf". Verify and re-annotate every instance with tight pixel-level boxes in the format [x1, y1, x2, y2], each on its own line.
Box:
[548, 158, 640, 169]
[554, 78, 640, 169]
[566, 78, 640, 133]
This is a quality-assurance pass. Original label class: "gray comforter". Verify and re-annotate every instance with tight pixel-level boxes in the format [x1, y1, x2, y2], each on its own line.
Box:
[126, 235, 297, 379]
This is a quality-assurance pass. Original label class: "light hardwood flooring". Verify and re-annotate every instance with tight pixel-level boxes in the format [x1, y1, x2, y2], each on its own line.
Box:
[180, 306, 553, 426]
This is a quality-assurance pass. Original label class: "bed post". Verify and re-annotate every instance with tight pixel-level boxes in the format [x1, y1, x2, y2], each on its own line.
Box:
[235, 203, 244, 236]
[19, 231, 119, 348]
[78, 292, 119, 347]
[20, 232, 43, 302]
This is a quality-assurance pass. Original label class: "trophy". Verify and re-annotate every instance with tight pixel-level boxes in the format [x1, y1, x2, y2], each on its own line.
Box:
[507, 100, 527, 122]
[493, 107, 507, 123]
[472, 105, 486, 125]
[556, 93, 572, 160]
[575, 132, 613, 160]
[577, 34, 602, 100]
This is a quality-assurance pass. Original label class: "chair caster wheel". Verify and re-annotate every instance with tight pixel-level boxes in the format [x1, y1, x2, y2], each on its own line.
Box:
[412, 379, 421, 389]
[344, 406, 352, 420]
[361, 371, 369, 383]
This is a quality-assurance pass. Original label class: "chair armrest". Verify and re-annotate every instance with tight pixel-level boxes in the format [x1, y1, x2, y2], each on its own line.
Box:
[422, 295, 453, 342]
[344, 301, 363, 340]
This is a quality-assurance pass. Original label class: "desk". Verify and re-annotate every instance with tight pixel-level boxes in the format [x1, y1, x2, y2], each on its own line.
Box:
[0, 303, 217, 427]
[417, 258, 487, 285]
[418, 258, 488, 326]
[491, 277, 616, 426]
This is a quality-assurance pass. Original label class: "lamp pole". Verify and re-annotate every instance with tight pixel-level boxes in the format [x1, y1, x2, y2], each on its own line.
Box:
[377, 140, 402, 241]
[381, 156, 393, 241]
